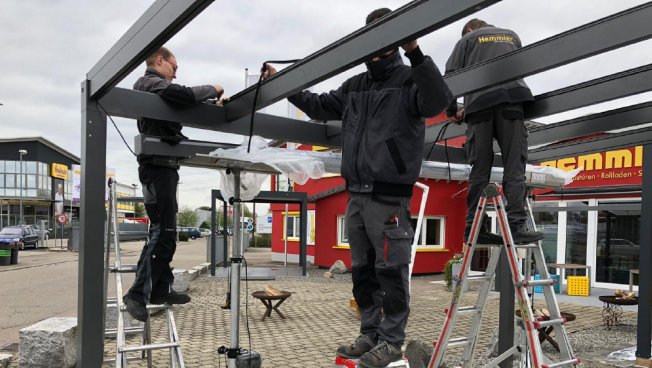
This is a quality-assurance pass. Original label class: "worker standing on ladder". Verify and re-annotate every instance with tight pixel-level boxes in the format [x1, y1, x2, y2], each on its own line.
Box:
[123, 47, 225, 322]
[263, 8, 453, 367]
[445, 19, 544, 245]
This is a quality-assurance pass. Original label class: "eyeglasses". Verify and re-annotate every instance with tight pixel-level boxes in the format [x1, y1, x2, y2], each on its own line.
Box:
[162, 57, 178, 73]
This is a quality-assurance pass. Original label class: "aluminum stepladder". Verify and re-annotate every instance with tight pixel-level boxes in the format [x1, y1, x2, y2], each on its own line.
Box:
[103, 178, 185, 367]
[429, 183, 579, 368]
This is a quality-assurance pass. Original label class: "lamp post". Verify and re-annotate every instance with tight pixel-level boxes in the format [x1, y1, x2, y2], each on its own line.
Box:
[18, 149, 27, 225]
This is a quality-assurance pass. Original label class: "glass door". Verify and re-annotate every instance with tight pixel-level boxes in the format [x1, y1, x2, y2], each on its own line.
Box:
[595, 203, 640, 286]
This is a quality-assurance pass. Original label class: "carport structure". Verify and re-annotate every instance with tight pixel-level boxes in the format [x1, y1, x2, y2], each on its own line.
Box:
[81, 1, 652, 367]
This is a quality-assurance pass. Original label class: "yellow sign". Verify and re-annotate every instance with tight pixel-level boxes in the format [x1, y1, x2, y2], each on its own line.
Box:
[51, 163, 69, 180]
[540, 146, 642, 172]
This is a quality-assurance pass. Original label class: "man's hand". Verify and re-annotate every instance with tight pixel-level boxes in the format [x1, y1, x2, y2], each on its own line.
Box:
[213, 84, 224, 98]
[261, 63, 277, 80]
[401, 39, 418, 53]
[216, 97, 229, 106]
[449, 108, 465, 124]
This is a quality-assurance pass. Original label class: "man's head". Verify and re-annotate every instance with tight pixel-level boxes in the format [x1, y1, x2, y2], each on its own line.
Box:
[366, 8, 397, 62]
[146, 47, 177, 80]
[462, 18, 488, 36]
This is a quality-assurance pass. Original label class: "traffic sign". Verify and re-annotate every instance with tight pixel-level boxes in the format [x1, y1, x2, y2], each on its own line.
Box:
[246, 224, 254, 231]
[56, 213, 68, 225]
[246, 217, 254, 225]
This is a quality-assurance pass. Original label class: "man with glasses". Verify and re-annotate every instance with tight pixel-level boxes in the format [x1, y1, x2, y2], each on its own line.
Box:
[124, 46, 224, 322]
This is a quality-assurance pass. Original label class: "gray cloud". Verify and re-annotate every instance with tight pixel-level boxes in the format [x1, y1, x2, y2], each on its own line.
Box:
[0, 0, 649, 209]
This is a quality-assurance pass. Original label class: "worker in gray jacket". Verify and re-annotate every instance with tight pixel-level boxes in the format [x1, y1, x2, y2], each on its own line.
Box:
[445, 19, 543, 245]
[124, 46, 224, 322]
[263, 8, 453, 368]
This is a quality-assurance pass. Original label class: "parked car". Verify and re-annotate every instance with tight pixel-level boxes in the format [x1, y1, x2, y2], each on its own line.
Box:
[32, 225, 50, 240]
[177, 227, 202, 240]
[0, 226, 39, 249]
[199, 228, 211, 237]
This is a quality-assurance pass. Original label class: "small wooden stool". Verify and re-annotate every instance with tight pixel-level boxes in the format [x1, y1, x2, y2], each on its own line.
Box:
[252, 291, 292, 321]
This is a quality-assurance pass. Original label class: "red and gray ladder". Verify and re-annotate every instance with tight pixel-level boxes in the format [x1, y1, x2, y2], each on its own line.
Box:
[103, 178, 185, 368]
[429, 183, 578, 368]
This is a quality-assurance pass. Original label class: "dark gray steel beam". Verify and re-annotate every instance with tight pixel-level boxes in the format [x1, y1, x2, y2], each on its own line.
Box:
[77, 81, 108, 367]
[637, 144, 652, 361]
[99, 87, 332, 146]
[427, 46, 652, 145]
[87, 0, 213, 99]
[135, 135, 238, 157]
[528, 126, 652, 163]
[528, 101, 652, 147]
[224, 0, 500, 121]
[445, 2, 652, 97]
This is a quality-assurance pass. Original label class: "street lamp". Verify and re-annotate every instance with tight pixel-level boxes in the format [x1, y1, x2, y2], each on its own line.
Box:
[18, 149, 27, 225]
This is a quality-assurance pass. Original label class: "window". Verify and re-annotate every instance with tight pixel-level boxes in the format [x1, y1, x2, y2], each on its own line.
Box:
[0, 174, 3, 187]
[284, 214, 299, 239]
[27, 175, 36, 188]
[410, 216, 445, 248]
[25, 162, 37, 174]
[337, 215, 349, 245]
[5, 161, 16, 174]
[5, 174, 15, 188]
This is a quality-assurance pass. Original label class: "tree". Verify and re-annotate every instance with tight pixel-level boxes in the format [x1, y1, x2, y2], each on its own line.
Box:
[199, 221, 210, 229]
[177, 207, 198, 227]
[134, 203, 146, 217]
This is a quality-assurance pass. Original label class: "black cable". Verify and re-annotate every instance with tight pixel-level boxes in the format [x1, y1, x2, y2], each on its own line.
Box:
[425, 121, 451, 161]
[246, 59, 301, 153]
[96, 101, 137, 157]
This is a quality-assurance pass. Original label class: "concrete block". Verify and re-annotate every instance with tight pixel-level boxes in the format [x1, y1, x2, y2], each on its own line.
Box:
[188, 269, 200, 281]
[19, 317, 77, 368]
[0, 353, 13, 368]
[192, 264, 208, 275]
[172, 269, 190, 293]
[328, 260, 348, 274]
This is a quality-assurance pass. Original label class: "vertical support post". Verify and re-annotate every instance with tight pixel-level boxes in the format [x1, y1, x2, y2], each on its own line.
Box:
[637, 144, 652, 362]
[77, 80, 108, 367]
[498, 247, 514, 368]
[299, 197, 307, 276]
[228, 170, 242, 368]
[210, 190, 217, 276]
[223, 200, 228, 266]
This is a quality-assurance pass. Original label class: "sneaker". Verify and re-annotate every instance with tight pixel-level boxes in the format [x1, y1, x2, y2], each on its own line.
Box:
[358, 341, 403, 368]
[123, 294, 148, 322]
[149, 290, 191, 305]
[336, 334, 376, 359]
[464, 229, 503, 245]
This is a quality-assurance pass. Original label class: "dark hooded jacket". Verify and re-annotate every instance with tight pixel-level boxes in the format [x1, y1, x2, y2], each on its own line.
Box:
[288, 47, 453, 197]
[445, 25, 533, 118]
[133, 68, 219, 168]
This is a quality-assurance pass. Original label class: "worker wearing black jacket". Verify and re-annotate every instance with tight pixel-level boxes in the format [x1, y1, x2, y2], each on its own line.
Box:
[263, 9, 453, 367]
[445, 19, 543, 245]
[124, 47, 224, 322]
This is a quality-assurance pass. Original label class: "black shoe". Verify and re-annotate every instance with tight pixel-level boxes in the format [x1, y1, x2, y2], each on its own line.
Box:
[358, 341, 403, 368]
[511, 227, 544, 244]
[123, 294, 148, 322]
[149, 290, 191, 305]
[464, 229, 503, 244]
[336, 334, 376, 359]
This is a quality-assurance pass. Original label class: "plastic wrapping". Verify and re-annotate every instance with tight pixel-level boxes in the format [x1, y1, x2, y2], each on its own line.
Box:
[210, 140, 580, 190]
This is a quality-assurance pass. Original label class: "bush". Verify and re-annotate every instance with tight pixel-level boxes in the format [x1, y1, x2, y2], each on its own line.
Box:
[178, 232, 190, 242]
[199, 221, 210, 229]
[249, 234, 271, 248]
[444, 253, 463, 291]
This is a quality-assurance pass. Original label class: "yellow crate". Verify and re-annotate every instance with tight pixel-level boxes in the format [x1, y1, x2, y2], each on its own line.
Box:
[567, 276, 590, 296]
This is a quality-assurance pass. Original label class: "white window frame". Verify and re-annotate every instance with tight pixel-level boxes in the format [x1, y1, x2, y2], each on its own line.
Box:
[337, 215, 349, 246]
[412, 216, 445, 249]
[283, 213, 300, 240]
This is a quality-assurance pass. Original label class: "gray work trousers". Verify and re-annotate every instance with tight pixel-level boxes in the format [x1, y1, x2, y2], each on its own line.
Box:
[464, 103, 528, 230]
[346, 192, 414, 348]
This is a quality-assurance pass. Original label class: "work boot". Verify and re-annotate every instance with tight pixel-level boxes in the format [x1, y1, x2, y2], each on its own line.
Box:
[336, 334, 376, 359]
[464, 226, 502, 245]
[510, 224, 544, 245]
[149, 290, 191, 305]
[123, 294, 148, 322]
[358, 341, 403, 368]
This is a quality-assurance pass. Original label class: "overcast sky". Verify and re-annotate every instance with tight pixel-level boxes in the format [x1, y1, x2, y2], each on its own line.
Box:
[1, 0, 651, 211]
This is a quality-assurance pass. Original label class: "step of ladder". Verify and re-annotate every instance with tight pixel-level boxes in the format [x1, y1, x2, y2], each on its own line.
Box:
[110, 264, 139, 273]
[334, 356, 409, 368]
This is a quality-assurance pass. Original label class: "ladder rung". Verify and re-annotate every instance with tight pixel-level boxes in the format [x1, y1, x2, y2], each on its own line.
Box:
[104, 325, 145, 337]
[462, 273, 490, 281]
[117, 196, 145, 202]
[119, 341, 180, 353]
[110, 265, 138, 273]
[533, 318, 566, 329]
[515, 243, 539, 249]
[444, 306, 478, 314]
[542, 358, 580, 368]
[519, 279, 556, 287]
[447, 337, 469, 348]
